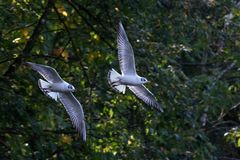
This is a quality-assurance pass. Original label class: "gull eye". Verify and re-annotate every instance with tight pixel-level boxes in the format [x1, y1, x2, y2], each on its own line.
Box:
[141, 78, 145, 82]
[68, 85, 72, 89]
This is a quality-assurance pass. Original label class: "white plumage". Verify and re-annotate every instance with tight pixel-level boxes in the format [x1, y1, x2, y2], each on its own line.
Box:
[27, 62, 86, 141]
[108, 22, 164, 112]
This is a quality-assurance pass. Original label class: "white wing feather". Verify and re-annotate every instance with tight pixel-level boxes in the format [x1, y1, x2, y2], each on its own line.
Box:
[128, 85, 164, 112]
[117, 22, 137, 75]
[26, 62, 63, 83]
[58, 92, 86, 141]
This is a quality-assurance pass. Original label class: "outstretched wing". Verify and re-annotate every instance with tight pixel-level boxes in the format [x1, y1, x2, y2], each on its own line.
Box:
[26, 62, 63, 83]
[58, 92, 86, 141]
[128, 85, 164, 112]
[117, 22, 137, 75]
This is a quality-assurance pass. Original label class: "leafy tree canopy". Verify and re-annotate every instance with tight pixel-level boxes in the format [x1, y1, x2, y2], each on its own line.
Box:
[0, 0, 240, 159]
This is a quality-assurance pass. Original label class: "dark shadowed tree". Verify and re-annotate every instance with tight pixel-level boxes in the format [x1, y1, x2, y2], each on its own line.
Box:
[0, 0, 240, 159]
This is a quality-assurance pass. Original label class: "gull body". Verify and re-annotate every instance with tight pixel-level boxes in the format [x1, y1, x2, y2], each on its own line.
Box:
[27, 62, 86, 141]
[108, 22, 164, 112]
[43, 81, 75, 92]
[113, 74, 147, 86]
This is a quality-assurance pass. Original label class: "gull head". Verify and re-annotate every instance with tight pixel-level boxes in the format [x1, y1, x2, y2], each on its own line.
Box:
[67, 84, 76, 92]
[140, 77, 149, 84]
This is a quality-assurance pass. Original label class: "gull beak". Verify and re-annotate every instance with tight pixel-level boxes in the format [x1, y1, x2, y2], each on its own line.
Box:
[146, 80, 150, 83]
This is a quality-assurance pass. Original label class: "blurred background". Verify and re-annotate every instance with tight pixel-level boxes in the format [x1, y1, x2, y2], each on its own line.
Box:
[0, 0, 240, 159]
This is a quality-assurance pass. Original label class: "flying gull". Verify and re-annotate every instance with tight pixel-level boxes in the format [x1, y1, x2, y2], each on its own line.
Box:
[27, 62, 86, 141]
[108, 22, 164, 112]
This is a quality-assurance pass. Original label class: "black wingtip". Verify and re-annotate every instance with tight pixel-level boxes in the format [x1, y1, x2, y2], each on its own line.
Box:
[153, 102, 164, 113]
[118, 21, 125, 32]
[74, 119, 87, 142]
[25, 61, 34, 66]
[25, 62, 40, 72]
[25, 61, 39, 69]
[82, 133, 86, 142]
[158, 106, 164, 113]
[119, 21, 123, 27]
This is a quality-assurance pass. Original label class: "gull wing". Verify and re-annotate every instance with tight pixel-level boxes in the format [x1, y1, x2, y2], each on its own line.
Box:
[38, 79, 59, 101]
[26, 62, 63, 83]
[58, 92, 86, 141]
[117, 22, 137, 75]
[128, 85, 164, 112]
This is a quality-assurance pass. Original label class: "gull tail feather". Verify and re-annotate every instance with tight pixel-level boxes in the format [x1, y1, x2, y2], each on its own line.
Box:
[38, 79, 58, 102]
[108, 69, 126, 94]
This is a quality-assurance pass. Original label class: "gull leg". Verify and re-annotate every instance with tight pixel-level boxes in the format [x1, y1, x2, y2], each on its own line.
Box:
[42, 88, 50, 93]
[110, 80, 126, 94]
[111, 80, 120, 87]
[42, 86, 52, 93]
[38, 79, 52, 93]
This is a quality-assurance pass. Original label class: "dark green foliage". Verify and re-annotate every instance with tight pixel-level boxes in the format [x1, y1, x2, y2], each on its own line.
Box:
[0, 0, 240, 159]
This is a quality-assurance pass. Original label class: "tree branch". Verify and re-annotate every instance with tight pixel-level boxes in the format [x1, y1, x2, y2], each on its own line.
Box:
[4, 21, 38, 36]
[209, 61, 237, 89]
[53, 5, 92, 89]
[66, 0, 115, 50]
[71, 0, 113, 34]
[3, 0, 56, 77]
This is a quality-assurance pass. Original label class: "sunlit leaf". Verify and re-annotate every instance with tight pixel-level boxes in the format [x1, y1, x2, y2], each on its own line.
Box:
[60, 134, 73, 145]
